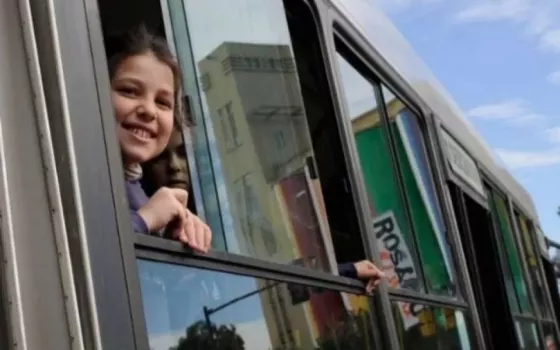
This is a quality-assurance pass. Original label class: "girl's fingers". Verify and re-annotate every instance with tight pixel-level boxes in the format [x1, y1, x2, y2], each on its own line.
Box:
[366, 279, 375, 294]
[183, 211, 195, 246]
[204, 225, 212, 252]
[194, 217, 205, 252]
[169, 188, 189, 206]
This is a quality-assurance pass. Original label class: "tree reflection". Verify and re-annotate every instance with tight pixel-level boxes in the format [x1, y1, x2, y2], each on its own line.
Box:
[170, 321, 245, 350]
[315, 310, 373, 350]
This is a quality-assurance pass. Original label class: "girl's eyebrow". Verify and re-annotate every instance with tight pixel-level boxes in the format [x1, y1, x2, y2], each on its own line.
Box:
[158, 88, 173, 98]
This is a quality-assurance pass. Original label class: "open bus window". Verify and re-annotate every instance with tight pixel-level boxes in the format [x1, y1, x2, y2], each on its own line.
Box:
[98, 0, 367, 274]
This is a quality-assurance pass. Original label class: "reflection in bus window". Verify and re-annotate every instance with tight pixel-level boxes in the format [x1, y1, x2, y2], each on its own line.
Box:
[143, 127, 190, 195]
[392, 302, 471, 350]
[515, 320, 540, 350]
[380, 85, 456, 296]
[166, 0, 342, 272]
[335, 52, 424, 294]
[516, 213, 552, 318]
[491, 193, 532, 314]
[138, 260, 376, 350]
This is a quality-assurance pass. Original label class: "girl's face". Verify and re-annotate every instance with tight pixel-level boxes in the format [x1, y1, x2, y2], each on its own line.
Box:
[111, 52, 175, 165]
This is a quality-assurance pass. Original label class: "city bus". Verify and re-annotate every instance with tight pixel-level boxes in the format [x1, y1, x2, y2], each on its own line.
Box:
[0, 0, 558, 349]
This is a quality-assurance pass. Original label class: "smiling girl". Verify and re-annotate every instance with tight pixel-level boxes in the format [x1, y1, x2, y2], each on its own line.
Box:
[106, 27, 211, 253]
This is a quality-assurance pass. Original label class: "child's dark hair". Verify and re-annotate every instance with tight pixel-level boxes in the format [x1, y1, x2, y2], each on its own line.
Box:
[105, 25, 184, 127]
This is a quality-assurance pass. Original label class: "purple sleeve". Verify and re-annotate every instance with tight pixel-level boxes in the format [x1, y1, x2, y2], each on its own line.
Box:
[338, 262, 357, 278]
[130, 210, 149, 234]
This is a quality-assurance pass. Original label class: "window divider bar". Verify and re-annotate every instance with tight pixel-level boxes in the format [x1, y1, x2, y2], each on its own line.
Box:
[388, 288, 468, 310]
[373, 82, 429, 294]
[511, 313, 541, 322]
[135, 234, 367, 294]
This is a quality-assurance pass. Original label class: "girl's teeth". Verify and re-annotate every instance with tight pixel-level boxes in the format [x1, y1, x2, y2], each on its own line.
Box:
[132, 128, 150, 138]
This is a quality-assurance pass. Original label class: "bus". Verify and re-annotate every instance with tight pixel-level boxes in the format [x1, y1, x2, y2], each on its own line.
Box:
[0, 0, 558, 349]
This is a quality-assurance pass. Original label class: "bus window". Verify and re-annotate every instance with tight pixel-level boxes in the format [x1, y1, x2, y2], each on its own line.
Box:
[514, 320, 540, 350]
[490, 192, 532, 314]
[516, 213, 551, 318]
[380, 85, 457, 297]
[334, 51, 430, 293]
[391, 301, 472, 350]
[137, 259, 375, 350]
[334, 51, 424, 293]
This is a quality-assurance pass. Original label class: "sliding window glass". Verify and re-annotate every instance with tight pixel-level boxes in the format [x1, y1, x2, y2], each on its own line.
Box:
[335, 52, 423, 293]
[489, 192, 532, 314]
[162, 0, 344, 272]
[516, 212, 552, 318]
[138, 260, 376, 349]
[334, 50, 456, 296]
[380, 85, 456, 296]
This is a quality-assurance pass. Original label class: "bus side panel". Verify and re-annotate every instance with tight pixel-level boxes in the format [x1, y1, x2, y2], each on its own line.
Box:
[0, 0, 72, 348]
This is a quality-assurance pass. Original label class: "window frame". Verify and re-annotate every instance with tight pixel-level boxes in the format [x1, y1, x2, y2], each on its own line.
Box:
[332, 25, 464, 305]
[333, 40, 427, 293]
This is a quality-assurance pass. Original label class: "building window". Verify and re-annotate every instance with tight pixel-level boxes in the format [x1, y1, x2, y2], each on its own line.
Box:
[217, 101, 241, 150]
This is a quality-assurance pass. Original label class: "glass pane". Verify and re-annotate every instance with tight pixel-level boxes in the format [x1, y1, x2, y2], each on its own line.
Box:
[543, 322, 559, 350]
[517, 214, 550, 317]
[138, 260, 378, 350]
[167, 0, 228, 250]
[392, 301, 471, 350]
[335, 53, 423, 292]
[515, 320, 540, 350]
[381, 86, 456, 297]
[166, 0, 339, 270]
[491, 193, 532, 314]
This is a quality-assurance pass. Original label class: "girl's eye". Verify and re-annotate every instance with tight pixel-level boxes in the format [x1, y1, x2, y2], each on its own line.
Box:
[157, 98, 173, 110]
[117, 86, 138, 96]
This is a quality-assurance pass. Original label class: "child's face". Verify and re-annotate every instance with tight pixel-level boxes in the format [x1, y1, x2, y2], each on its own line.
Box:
[149, 129, 189, 190]
[111, 52, 175, 165]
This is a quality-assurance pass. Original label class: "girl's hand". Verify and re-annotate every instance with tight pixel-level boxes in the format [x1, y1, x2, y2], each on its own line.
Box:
[354, 260, 386, 294]
[138, 187, 188, 233]
[174, 210, 212, 253]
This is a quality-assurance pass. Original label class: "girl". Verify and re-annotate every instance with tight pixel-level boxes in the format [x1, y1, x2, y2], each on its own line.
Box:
[106, 26, 211, 253]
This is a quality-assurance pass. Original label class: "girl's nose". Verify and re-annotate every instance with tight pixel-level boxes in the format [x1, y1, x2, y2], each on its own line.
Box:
[136, 100, 157, 121]
[169, 152, 182, 172]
